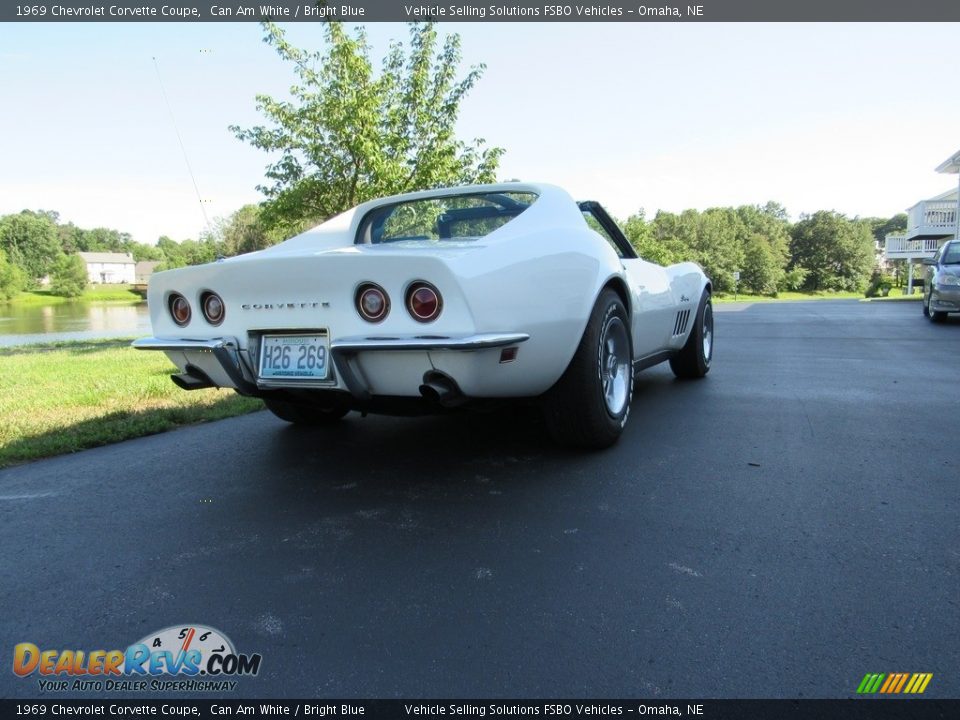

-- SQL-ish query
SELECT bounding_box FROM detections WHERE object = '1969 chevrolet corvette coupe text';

[134,183,713,448]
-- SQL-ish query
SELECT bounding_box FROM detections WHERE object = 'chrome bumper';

[132,333,529,400]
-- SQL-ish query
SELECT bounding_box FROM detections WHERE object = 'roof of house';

[77,252,135,264]
[135,260,161,273]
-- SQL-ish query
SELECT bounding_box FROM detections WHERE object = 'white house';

[884,148,960,292]
[77,252,136,284]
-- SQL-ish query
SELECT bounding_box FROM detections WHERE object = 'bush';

[49,254,88,298]
[0,248,26,300]
[865,269,895,298]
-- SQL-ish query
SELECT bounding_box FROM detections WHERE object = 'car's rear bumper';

[132,332,530,400]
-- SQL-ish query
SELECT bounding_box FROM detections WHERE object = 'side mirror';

[921,257,936,266]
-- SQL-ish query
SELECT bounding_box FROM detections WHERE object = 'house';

[77,252,136,284]
[134,260,161,284]
[883,148,960,293]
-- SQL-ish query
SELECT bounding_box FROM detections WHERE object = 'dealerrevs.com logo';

[13,624,261,692]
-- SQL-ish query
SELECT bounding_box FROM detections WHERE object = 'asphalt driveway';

[1,299,957,699]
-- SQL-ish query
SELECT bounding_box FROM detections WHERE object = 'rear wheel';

[542,289,633,450]
[264,397,349,425]
[670,289,713,379]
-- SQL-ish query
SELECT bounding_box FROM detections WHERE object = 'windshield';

[357,192,538,245]
[942,242,960,264]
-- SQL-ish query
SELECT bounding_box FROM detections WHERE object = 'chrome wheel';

[702,302,714,361]
[600,315,630,416]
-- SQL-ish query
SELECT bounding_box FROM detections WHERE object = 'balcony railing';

[884,235,942,259]
[907,200,958,238]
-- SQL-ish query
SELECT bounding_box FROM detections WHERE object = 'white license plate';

[258,334,330,380]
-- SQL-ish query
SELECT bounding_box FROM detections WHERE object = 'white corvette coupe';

[134,183,712,448]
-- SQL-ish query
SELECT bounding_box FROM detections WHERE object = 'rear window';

[357,192,538,245]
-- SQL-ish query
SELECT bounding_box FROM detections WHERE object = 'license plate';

[258,334,329,380]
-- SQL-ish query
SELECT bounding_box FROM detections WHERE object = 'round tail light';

[168,293,191,327]
[356,283,389,322]
[406,281,442,322]
[201,291,225,326]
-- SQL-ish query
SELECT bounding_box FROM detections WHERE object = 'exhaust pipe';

[170,365,215,391]
[419,371,466,408]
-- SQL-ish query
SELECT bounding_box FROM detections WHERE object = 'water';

[0,302,151,346]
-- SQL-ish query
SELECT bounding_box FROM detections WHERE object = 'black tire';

[670,289,713,379]
[264,397,349,425]
[922,291,930,317]
[928,293,947,323]
[542,289,633,449]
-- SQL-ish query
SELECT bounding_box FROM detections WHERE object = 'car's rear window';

[357,192,538,245]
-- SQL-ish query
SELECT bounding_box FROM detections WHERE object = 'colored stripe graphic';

[857,673,932,694]
[894,673,909,693]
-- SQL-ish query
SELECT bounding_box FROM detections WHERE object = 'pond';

[0,302,151,346]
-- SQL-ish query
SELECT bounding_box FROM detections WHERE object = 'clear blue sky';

[2,22,959,244]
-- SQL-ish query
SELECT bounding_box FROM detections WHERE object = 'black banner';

[3,0,960,22]
[1,700,959,719]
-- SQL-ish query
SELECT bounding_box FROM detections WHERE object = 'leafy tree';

[156,234,223,268]
[736,204,790,293]
[80,227,134,253]
[741,233,782,295]
[789,211,875,291]
[130,243,165,262]
[232,22,503,232]
[49,254,88,298]
[0,211,62,283]
[864,213,908,246]
[218,204,282,256]
[0,248,27,300]
[621,210,688,266]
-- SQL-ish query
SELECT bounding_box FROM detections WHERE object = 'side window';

[943,242,960,264]
[582,210,625,259]
[931,245,943,265]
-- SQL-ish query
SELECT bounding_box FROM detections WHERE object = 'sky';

[2,21,960,245]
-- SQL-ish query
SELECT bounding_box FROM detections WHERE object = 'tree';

[219,204,282,256]
[231,22,504,232]
[0,211,62,283]
[736,204,790,294]
[0,248,26,300]
[789,211,875,291]
[621,210,689,266]
[49,254,88,298]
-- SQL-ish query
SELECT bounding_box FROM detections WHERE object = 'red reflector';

[407,282,442,322]
[169,294,191,327]
[499,347,519,363]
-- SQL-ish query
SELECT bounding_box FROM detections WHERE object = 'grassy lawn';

[6,285,143,305]
[0,339,263,468]
[714,288,921,303]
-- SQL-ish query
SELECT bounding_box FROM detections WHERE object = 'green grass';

[5,285,143,305]
[0,338,263,468]
[714,290,862,303]
[713,288,921,303]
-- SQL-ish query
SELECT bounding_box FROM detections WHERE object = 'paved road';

[1,300,958,699]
